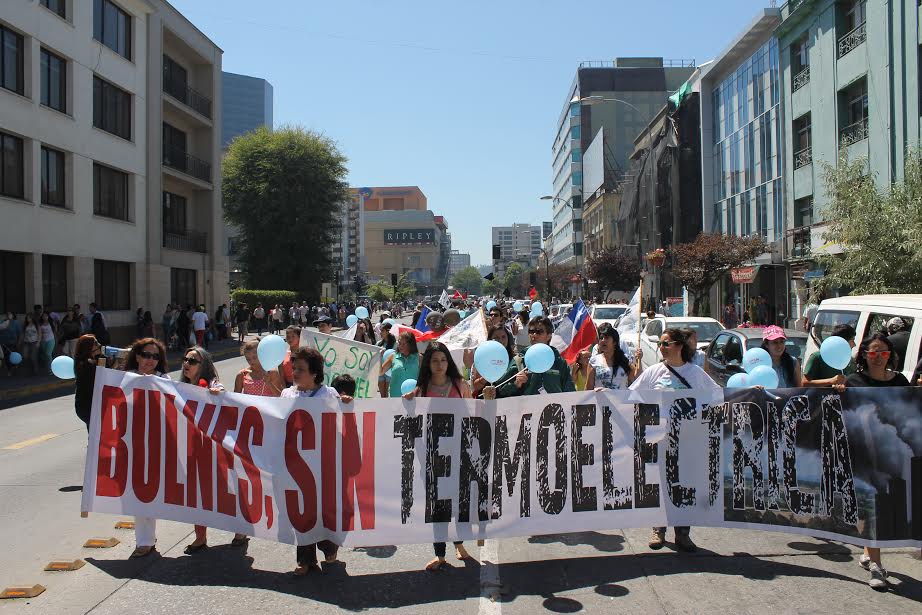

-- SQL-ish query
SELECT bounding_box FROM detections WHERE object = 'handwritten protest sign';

[300,330,381,398]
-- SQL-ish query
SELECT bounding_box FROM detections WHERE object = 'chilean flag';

[395,306,442,342]
[551,299,597,364]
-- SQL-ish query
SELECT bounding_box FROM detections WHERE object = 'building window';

[0,250,26,314]
[41,0,67,18]
[794,196,813,227]
[792,35,810,91]
[94,259,130,310]
[0,131,24,199]
[793,114,812,169]
[42,254,68,311]
[162,191,186,233]
[170,268,196,307]
[93,0,131,60]
[0,25,24,95]
[93,76,131,139]
[838,0,867,58]
[40,48,66,112]
[839,78,868,146]
[41,146,65,207]
[93,163,129,220]
[843,0,866,32]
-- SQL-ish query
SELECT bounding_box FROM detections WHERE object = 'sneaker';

[649,528,666,550]
[868,563,889,590]
[675,533,698,553]
[858,553,871,570]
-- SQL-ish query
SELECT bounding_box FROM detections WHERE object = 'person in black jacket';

[73,334,105,430]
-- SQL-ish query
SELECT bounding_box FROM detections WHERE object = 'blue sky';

[172,0,771,265]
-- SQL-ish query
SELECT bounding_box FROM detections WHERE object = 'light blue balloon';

[51,355,74,379]
[532,301,543,314]
[346,314,359,328]
[513,301,523,312]
[355,306,369,320]
[382,349,395,377]
[8,351,21,365]
[749,364,779,388]
[486,301,497,311]
[820,335,852,370]
[726,372,750,388]
[257,334,287,370]
[384,318,398,328]
[742,347,771,373]
[400,378,418,396]
[474,340,510,383]
[459,310,467,319]
[524,343,555,374]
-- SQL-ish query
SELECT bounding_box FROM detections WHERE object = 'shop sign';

[731,266,758,284]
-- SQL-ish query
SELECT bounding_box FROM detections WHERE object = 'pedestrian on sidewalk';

[58,308,82,357]
[161,304,174,344]
[236,304,250,342]
[253,304,266,336]
[38,312,56,373]
[192,305,209,348]
[1,312,22,376]
[213,305,226,341]
[19,313,41,375]
[73,335,105,431]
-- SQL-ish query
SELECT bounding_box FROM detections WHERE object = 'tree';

[503,263,526,297]
[814,150,922,294]
[451,266,483,295]
[535,261,577,301]
[671,233,768,315]
[585,247,642,299]
[223,126,349,299]
[366,273,415,302]
[482,277,500,297]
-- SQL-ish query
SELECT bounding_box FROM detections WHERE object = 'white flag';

[616,286,642,359]
[438,309,487,368]
[439,289,451,308]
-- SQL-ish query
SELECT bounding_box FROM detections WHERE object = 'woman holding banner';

[382,331,419,398]
[123,337,171,559]
[236,340,284,397]
[470,325,518,398]
[403,342,474,569]
[629,327,720,553]
[588,324,639,390]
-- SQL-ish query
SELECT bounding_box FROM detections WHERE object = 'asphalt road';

[1,322,921,613]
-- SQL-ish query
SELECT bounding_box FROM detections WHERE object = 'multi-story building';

[359,186,427,211]
[777,0,921,322]
[331,190,365,298]
[363,209,450,295]
[448,250,471,277]
[699,8,787,322]
[491,223,543,277]
[550,58,696,271]
[581,128,622,261]
[0,0,224,344]
[220,71,273,286]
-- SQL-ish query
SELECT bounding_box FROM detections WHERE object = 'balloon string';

[490,369,527,390]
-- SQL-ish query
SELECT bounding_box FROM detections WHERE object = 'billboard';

[383,229,436,245]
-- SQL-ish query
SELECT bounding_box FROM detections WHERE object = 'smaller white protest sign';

[300,329,382,398]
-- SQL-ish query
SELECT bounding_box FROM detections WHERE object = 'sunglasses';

[528,329,547,335]
[183,356,201,365]
[657,340,681,347]
[864,350,891,359]
[138,351,160,361]
[490,312,502,318]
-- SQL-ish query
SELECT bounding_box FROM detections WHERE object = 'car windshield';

[680,322,723,342]
[810,309,860,345]
[594,307,626,320]
[752,336,807,362]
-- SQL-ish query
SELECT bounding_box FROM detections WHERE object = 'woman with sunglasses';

[73,334,105,430]
[496,316,575,398]
[588,323,639,390]
[123,337,170,559]
[844,333,910,589]
[403,342,474,570]
[759,325,802,388]
[630,328,720,553]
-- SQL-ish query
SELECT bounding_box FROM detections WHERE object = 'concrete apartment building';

[448,250,471,277]
[491,223,543,277]
[0,0,224,343]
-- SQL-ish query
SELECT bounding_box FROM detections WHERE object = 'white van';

[804,294,922,380]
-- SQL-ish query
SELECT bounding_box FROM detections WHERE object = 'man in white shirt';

[192,305,209,347]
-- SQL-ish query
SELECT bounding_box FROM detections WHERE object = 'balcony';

[837,22,866,58]
[785,225,812,261]
[792,66,810,92]
[839,117,868,147]
[163,146,211,183]
[163,229,208,253]
[163,77,212,119]
[793,147,812,169]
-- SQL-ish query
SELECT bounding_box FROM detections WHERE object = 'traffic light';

[492,244,501,260]
[529,271,537,286]
[391,273,398,285]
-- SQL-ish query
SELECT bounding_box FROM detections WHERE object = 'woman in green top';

[803,324,856,387]
[383,331,420,397]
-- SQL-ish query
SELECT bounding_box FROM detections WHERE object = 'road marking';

[479,539,502,614]
[3,433,59,450]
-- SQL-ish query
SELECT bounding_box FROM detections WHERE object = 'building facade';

[777,0,921,321]
[0,0,225,343]
[359,186,427,211]
[491,223,543,277]
[363,209,449,294]
[448,250,471,277]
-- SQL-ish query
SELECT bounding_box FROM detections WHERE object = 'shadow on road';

[527,531,625,552]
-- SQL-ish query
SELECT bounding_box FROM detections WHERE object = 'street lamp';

[574,94,645,116]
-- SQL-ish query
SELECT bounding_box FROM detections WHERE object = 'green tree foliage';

[230,289,298,307]
[481,277,500,297]
[223,126,349,299]
[451,266,483,295]
[366,274,415,302]
[585,247,642,297]
[503,263,526,297]
[815,151,922,294]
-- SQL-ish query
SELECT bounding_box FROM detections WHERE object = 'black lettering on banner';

[459,416,492,522]
[733,401,766,511]
[393,415,422,523]
[665,398,696,507]
[634,403,660,509]
[571,404,597,512]
[536,404,567,515]
[766,399,782,510]
[702,402,730,505]
[821,394,858,524]
[491,414,532,519]
[777,395,816,514]
[602,405,632,510]
[426,414,454,523]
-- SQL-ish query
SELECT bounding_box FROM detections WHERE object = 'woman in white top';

[629,327,721,554]
[588,323,641,390]
[123,337,171,559]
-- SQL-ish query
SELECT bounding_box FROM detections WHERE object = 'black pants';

[434,541,463,557]
[654,526,690,536]
[296,540,337,565]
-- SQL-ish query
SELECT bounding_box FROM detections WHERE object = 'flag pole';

[637,274,644,355]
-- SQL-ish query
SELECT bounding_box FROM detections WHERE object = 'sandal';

[455,544,472,560]
[293,563,322,576]
[231,534,249,547]
[425,557,447,571]
[130,545,156,559]
[183,541,208,554]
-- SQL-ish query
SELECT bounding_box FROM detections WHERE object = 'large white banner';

[300,330,381,398]
[82,369,922,548]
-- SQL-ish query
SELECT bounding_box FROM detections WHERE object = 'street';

[0,328,920,614]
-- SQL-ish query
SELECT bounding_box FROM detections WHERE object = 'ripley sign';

[383,229,435,245]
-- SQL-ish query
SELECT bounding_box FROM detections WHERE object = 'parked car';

[703,327,808,387]
[638,317,725,370]
[591,304,629,328]
[804,294,922,380]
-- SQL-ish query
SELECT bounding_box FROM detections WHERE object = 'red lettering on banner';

[186,400,214,511]
[131,390,162,503]
[213,405,240,517]
[96,385,128,497]
[342,412,376,530]
[322,412,337,531]
[234,406,264,524]
[163,394,184,506]
[285,409,318,532]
